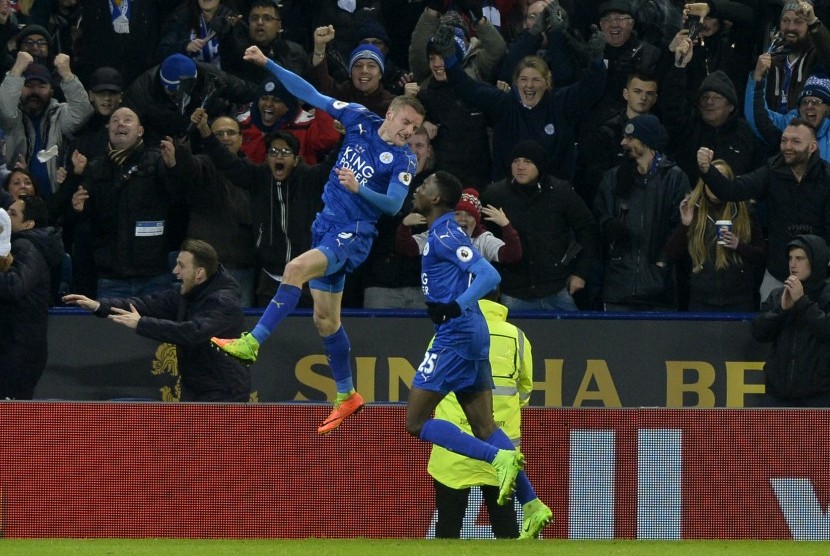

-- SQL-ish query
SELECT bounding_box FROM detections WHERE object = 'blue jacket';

[744,74,830,162]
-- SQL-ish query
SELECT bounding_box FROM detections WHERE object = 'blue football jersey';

[422,212,489,359]
[318,101,417,226]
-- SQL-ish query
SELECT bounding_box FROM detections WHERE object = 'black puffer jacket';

[95,267,250,402]
[752,234,830,402]
[0,227,65,399]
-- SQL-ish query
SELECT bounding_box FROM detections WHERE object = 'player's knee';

[282,259,307,285]
[312,312,340,337]
[469,421,497,440]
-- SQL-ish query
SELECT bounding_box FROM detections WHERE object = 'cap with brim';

[22,63,51,84]
[90,67,123,93]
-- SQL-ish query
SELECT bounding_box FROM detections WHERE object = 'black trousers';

[433,479,519,539]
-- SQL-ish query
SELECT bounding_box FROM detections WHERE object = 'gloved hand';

[430,24,463,67]
[460,0,484,23]
[426,301,462,324]
[584,24,606,60]
[529,2,569,36]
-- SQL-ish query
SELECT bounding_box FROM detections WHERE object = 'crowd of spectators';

[3,0,830,314]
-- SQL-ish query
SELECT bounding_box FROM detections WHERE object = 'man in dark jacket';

[595,114,690,311]
[699,118,830,302]
[190,109,327,308]
[65,107,191,299]
[752,234,830,406]
[483,140,598,312]
[123,53,256,145]
[661,68,765,184]
[0,196,66,399]
[63,239,250,402]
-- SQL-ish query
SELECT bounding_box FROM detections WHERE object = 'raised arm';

[244,46,334,112]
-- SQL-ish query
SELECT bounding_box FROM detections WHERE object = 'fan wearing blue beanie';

[310,24,394,116]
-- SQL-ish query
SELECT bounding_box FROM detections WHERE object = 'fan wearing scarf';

[61,107,191,299]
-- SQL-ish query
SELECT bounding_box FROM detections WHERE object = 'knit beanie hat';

[623,114,665,151]
[160,54,198,91]
[349,44,385,75]
[598,0,633,17]
[511,140,548,173]
[783,0,811,15]
[0,208,11,257]
[15,24,50,50]
[799,74,830,105]
[355,19,391,47]
[455,188,482,223]
[698,70,738,107]
[253,76,299,131]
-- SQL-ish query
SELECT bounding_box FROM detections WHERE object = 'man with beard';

[698,119,830,302]
[0,51,92,200]
[761,0,830,114]
[595,114,690,311]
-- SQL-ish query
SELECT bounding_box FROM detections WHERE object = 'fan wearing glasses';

[211,45,425,435]
[14,24,54,71]
[218,0,309,86]
[747,71,830,164]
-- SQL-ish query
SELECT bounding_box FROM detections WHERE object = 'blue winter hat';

[349,44,385,75]
[623,114,665,151]
[160,54,197,91]
[799,74,830,105]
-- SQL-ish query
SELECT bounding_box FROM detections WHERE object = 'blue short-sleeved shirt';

[421,212,489,360]
[317,101,417,227]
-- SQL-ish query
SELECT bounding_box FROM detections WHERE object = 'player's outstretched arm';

[243,46,333,111]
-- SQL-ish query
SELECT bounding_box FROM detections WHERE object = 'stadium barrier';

[0,403,827,539]
[40,310,767,406]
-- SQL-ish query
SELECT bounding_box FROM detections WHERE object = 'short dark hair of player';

[788,117,819,135]
[389,94,426,118]
[17,194,49,228]
[626,69,659,90]
[432,170,462,209]
[181,238,219,278]
[264,130,301,155]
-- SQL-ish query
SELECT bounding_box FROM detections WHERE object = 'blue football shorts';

[412,347,494,395]
[309,218,376,293]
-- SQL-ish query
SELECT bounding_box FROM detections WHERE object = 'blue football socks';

[420,418,499,462]
[323,326,354,394]
[486,428,537,505]
[251,284,302,344]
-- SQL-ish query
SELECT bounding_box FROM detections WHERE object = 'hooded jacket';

[95,266,250,401]
[752,234,830,401]
[0,226,65,399]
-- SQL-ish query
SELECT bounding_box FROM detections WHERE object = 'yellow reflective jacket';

[427,299,533,489]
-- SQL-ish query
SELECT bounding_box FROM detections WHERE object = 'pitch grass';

[1,539,828,556]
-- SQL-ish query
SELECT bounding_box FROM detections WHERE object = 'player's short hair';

[389,95,426,117]
[181,238,219,278]
[250,0,280,14]
[432,170,462,209]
